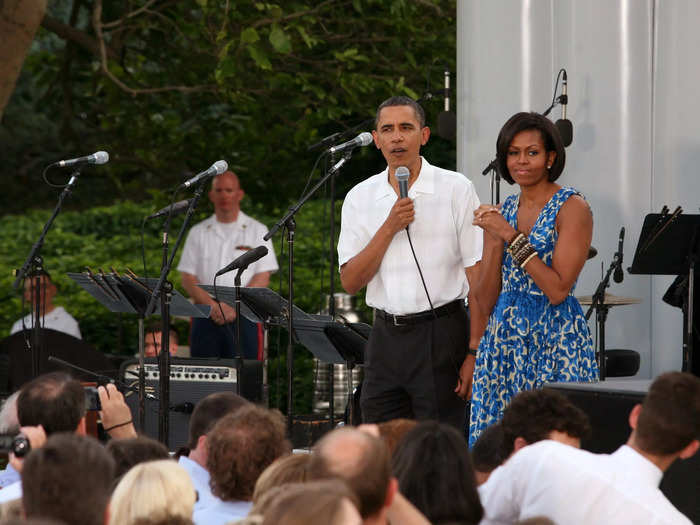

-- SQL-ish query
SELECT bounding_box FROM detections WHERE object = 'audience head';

[309,427,396,521]
[630,371,700,458]
[260,480,361,525]
[109,459,196,525]
[22,433,114,525]
[253,453,312,504]
[471,422,507,485]
[391,421,483,525]
[0,391,20,435]
[496,111,566,184]
[17,372,86,435]
[207,405,290,502]
[144,322,178,358]
[375,418,417,456]
[187,391,250,451]
[106,435,170,481]
[501,388,591,457]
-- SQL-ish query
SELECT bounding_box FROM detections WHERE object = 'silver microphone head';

[212,160,228,174]
[93,151,109,164]
[357,132,373,146]
[395,166,410,182]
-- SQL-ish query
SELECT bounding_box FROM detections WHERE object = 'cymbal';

[576,293,642,306]
[587,246,598,260]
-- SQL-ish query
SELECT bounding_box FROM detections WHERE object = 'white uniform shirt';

[337,157,482,315]
[177,212,279,288]
[11,306,81,340]
[479,440,692,525]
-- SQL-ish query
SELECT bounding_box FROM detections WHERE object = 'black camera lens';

[11,435,31,458]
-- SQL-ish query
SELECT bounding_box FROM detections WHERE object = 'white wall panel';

[457,0,678,378]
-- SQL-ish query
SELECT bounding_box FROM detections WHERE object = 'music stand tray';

[198,285,312,326]
[629,213,700,373]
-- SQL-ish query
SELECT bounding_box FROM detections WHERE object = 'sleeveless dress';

[468,186,598,446]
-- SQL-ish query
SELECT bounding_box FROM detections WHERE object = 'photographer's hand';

[98,384,137,440]
[9,425,46,473]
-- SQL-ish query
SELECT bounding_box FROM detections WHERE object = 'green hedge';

[0,194,369,414]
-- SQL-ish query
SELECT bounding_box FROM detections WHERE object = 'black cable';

[542,68,566,117]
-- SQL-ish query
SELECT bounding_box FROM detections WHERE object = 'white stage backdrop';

[457,0,700,378]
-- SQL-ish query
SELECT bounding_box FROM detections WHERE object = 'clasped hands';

[209,300,236,325]
[473,204,513,241]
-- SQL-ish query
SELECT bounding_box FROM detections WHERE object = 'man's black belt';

[375,300,463,326]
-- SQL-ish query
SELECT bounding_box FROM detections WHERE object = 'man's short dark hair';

[106,435,170,481]
[635,372,700,455]
[501,388,591,457]
[22,433,115,525]
[187,391,250,449]
[375,96,426,128]
[391,421,483,525]
[207,405,290,502]
[308,428,391,519]
[471,422,507,474]
[496,111,566,184]
[17,372,85,435]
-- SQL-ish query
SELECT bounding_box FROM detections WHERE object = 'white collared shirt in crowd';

[178,455,218,514]
[479,440,692,525]
[11,306,81,340]
[177,211,279,288]
[337,157,482,315]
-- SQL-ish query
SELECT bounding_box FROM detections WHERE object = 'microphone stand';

[584,249,622,381]
[144,181,207,446]
[265,150,355,431]
[13,168,82,379]
[481,159,501,205]
[233,266,246,396]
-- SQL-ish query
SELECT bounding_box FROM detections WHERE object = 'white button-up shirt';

[337,157,482,315]
[479,440,692,525]
[177,212,278,288]
[11,306,81,340]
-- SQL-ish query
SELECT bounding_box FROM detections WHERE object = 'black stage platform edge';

[545,380,699,524]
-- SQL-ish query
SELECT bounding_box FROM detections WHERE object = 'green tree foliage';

[0,0,456,214]
[0,195,363,413]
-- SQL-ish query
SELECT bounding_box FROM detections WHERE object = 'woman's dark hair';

[496,112,566,184]
[391,421,483,525]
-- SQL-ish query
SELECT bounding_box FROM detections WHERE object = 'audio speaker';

[120,358,262,449]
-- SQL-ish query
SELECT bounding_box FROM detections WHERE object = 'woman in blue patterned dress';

[467,112,598,446]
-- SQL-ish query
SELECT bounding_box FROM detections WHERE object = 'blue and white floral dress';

[468,186,598,446]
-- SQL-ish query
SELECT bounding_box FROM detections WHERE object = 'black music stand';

[629,213,700,373]
[294,315,369,425]
[69,271,209,441]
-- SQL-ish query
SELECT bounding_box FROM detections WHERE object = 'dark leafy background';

[0,0,456,413]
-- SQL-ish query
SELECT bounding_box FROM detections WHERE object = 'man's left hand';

[454,354,476,400]
[98,383,137,440]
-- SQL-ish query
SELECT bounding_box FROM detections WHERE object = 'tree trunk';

[0,0,47,119]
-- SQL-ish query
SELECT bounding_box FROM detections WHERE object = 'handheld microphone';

[328,132,373,155]
[396,166,410,199]
[56,151,109,168]
[613,227,625,283]
[147,199,193,220]
[555,70,573,147]
[216,245,268,277]
[180,160,228,189]
[437,70,457,142]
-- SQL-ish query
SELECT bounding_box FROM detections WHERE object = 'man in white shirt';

[11,273,81,340]
[479,372,700,524]
[177,171,278,359]
[337,96,484,429]
[193,405,290,525]
[178,391,251,514]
